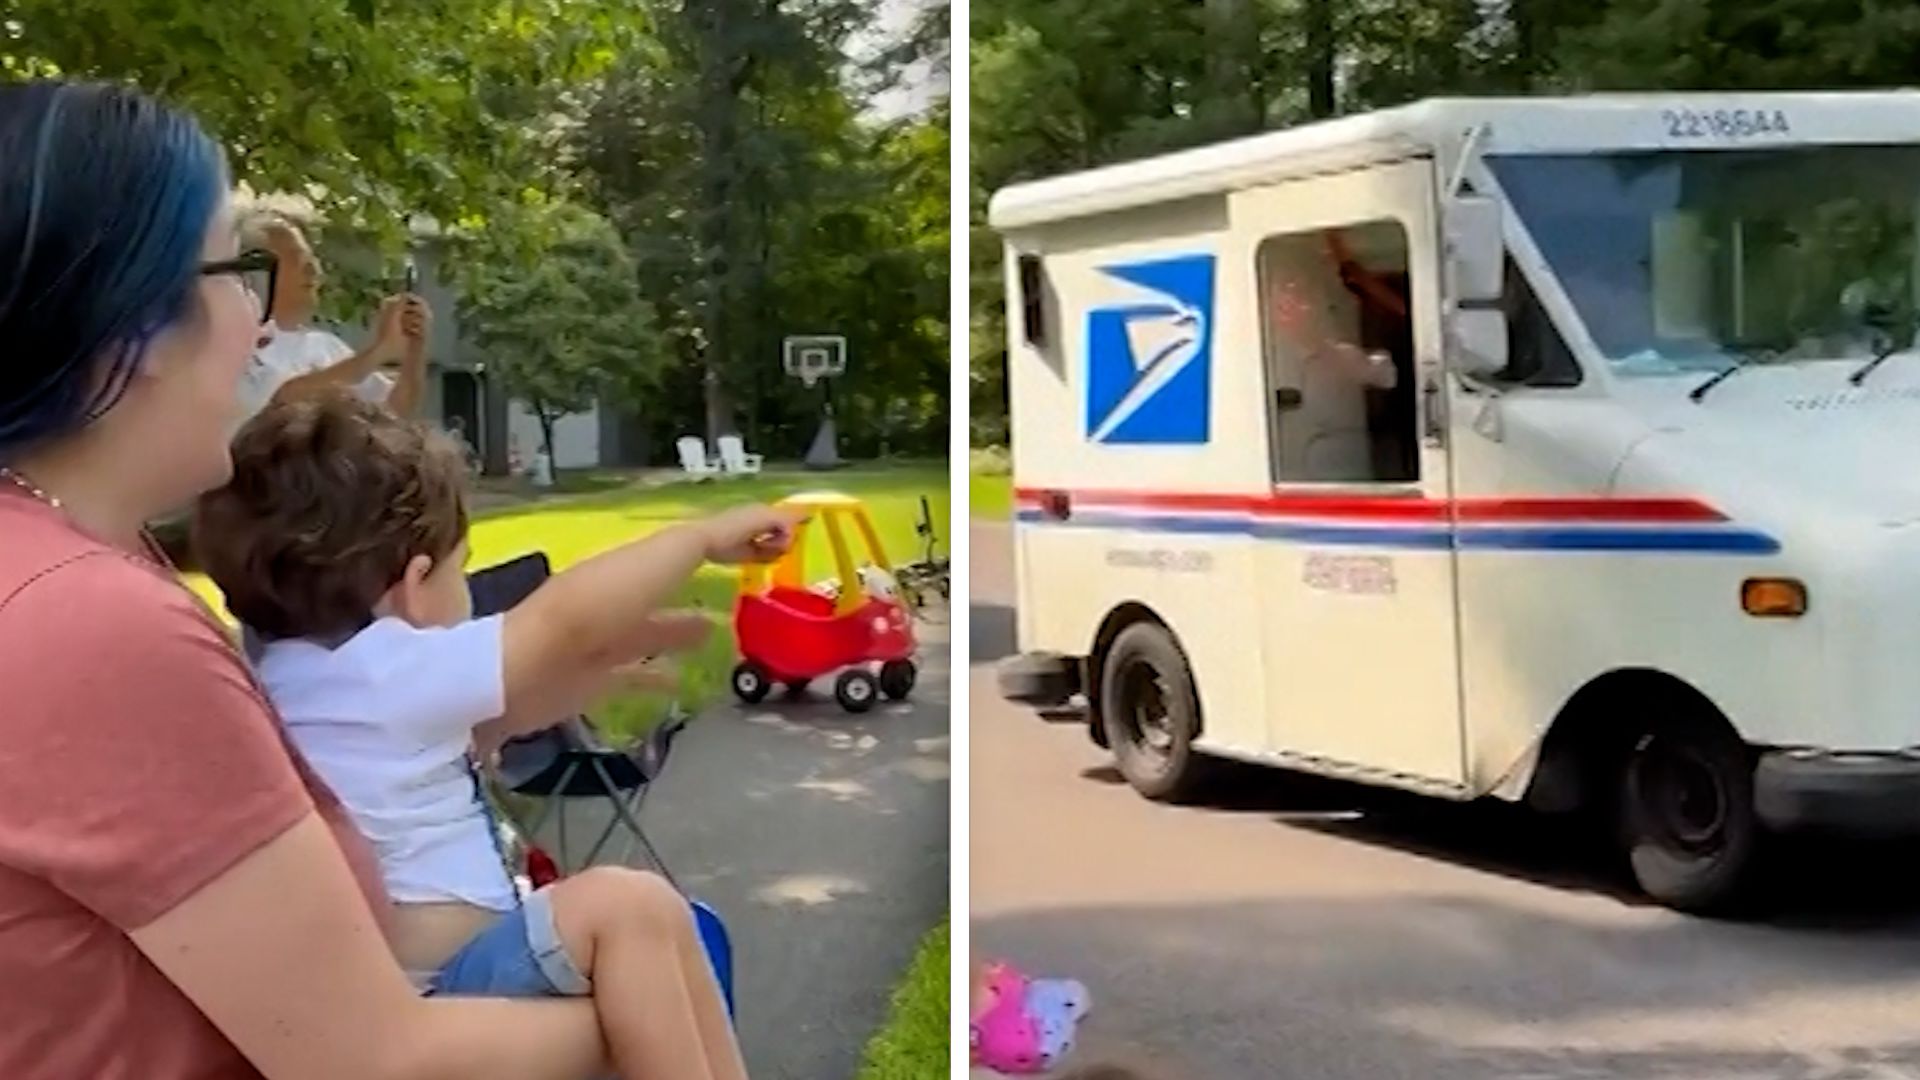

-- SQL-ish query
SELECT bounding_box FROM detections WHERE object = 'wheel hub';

[1645,740,1729,852]
[1120,660,1177,762]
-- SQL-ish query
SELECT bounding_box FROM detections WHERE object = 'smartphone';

[403,257,419,294]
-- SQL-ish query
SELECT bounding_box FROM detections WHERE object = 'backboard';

[783,335,848,387]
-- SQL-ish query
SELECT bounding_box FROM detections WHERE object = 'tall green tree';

[575,0,945,459]
[457,201,663,469]
[1,0,643,239]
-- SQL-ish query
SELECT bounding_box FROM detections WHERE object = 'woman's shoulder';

[0,508,215,649]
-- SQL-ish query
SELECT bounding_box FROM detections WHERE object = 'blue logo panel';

[1083,254,1215,445]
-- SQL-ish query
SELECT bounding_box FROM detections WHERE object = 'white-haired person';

[235,208,431,426]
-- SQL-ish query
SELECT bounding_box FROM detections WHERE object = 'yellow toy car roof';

[778,491,866,511]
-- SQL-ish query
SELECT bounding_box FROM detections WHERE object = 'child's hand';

[700,504,806,564]
[631,611,714,657]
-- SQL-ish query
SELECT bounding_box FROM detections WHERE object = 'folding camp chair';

[494,707,689,884]
[467,552,684,880]
[469,552,735,1015]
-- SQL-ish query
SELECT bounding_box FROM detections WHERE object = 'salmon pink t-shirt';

[0,489,390,1079]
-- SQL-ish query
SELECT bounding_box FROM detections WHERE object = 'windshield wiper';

[1689,360,1747,402]
[1844,302,1910,386]
[1690,344,1781,403]
[1849,339,1908,386]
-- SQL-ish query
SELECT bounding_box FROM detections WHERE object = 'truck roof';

[988,91,1920,232]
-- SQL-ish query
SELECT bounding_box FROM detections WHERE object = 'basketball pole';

[802,372,843,471]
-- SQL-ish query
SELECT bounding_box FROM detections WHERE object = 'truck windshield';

[1490,146,1920,376]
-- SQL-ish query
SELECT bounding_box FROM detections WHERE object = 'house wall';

[507,401,602,469]
[317,234,610,473]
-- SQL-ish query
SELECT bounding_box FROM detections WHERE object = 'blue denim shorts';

[425,888,590,997]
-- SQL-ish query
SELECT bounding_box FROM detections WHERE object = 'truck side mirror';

[1450,308,1509,378]
[1444,196,1504,305]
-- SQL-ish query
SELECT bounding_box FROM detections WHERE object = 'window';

[1499,258,1583,388]
[1492,146,1920,376]
[1018,254,1047,348]
[1257,220,1418,484]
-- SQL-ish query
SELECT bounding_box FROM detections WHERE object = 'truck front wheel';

[1098,622,1212,802]
[1620,716,1762,913]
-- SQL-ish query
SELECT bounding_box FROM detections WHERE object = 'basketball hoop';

[785,335,847,470]
[783,335,847,389]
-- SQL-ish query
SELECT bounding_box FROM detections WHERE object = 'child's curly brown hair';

[192,391,470,643]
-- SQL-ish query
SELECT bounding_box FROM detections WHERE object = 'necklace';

[0,464,176,571]
[0,465,59,509]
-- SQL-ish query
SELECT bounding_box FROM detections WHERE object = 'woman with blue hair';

[0,79,690,1080]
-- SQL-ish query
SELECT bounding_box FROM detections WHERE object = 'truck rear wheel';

[1098,622,1211,802]
[1620,715,1761,913]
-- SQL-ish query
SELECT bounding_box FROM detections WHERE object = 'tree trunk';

[536,406,558,482]
[690,0,751,443]
[1304,0,1336,118]
[1204,0,1241,102]
[1204,0,1263,131]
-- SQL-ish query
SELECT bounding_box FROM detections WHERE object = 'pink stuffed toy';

[971,961,1092,1075]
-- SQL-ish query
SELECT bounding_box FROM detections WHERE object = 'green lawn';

[187,462,949,741]
[854,919,951,1080]
[969,446,1012,521]
[970,469,1012,521]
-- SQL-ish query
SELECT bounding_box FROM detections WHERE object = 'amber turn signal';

[1741,577,1807,617]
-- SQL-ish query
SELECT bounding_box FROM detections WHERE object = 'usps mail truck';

[991,93,1920,912]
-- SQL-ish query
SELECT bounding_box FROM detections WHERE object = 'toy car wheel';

[731,662,772,704]
[835,669,880,713]
[879,659,917,700]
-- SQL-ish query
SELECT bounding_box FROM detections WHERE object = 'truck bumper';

[996,651,1083,709]
[1754,750,1920,835]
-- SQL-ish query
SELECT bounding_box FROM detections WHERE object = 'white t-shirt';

[256,615,519,912]
[235,323,394,433]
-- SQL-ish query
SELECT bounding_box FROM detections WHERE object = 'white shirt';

[235,323,394,433]
[256,615,520,912]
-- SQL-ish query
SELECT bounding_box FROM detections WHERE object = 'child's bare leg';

[547,867,747,1080]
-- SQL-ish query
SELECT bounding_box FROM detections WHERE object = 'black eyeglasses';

[200,249,279,326]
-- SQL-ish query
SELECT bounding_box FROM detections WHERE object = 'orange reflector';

[1741,577,1807,617]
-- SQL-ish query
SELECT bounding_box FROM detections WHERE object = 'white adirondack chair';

[677,436,720,481]
[716,434,763,476]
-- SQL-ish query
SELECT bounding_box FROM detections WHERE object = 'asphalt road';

[544,618,951,1080]
[971,521,1920,1080]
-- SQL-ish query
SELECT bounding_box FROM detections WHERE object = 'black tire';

[879,660,917,700]
[731,661,771,704]
[1619,715,1761,913]
[835,669,880,713]
[1098,621,1212,802]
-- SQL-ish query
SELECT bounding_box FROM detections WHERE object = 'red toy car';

[729,493,919,713]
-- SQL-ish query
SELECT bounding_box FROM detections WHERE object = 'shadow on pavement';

[1076,758,1920,924]
[974,895,1920,1080]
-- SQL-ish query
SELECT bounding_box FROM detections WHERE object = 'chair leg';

[580,761,679,890]
[547,762,581,873]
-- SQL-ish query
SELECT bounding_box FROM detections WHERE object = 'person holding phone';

[234,209,431,427]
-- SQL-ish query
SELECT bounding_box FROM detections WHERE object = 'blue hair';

[0,80,227,459]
